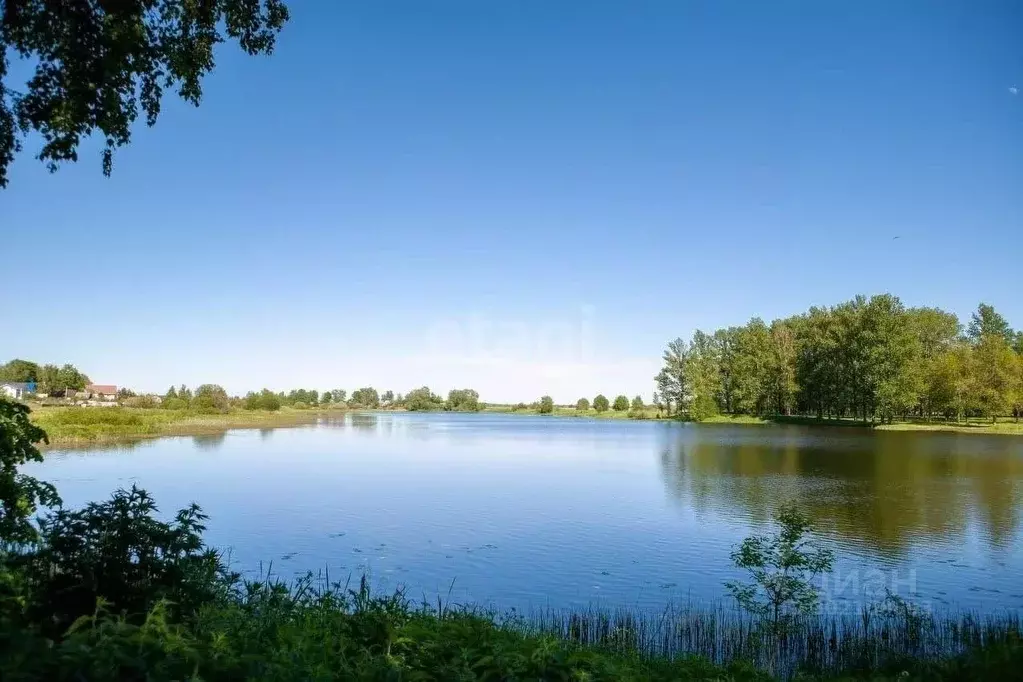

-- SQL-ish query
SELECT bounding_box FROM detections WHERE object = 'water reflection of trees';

[347,413,379,431]
[191,432,227,451]
[659,426,1023,558]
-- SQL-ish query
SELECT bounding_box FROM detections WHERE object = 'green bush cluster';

[537,395,554,414]
[243,389,282,411]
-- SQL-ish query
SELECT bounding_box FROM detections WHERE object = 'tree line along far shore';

[655,297,1023,424]
[4,295,1022,424]
[1,361,647,416]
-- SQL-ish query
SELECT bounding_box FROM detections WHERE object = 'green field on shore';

[29,403,1023,447]
[29,405,328,446]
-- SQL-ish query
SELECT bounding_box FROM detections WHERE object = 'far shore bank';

[30,405,333,448]
[484,406,1023,435]
[28,403,1023,449]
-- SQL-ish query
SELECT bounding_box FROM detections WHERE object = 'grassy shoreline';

[29,405,333,447]
[28,404,1023,448]
[484,406,1023,435]
[483,404,667,420]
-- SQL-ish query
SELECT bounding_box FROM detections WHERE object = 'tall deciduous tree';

[714,327,738,414]
[55,364,89,392]
[36,364,60,394]
[766,319,797,415]
[731,318,771,416]
[404,387,441,411]
[685,331,720,421]
[1,0,290,187]
[972,335,1018,422]
[967,304,1014,345]
[537,395,554,414]
[860,294,921,423]
[350,387,380,408]
[656,338,689,418]
[446,389,480,412]
[193,384,229,412]
[0,358,39,382]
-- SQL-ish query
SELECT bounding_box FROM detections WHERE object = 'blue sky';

[2,0,1021,402]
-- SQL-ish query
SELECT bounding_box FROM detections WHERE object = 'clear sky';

[2,0,1021,402]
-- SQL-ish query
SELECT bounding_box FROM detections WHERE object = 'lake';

[28,412,1023,615]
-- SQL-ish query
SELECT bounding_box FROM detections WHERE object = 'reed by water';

[519,600,1020,677]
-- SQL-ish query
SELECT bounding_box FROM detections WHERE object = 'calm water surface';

[28,413,1023,614]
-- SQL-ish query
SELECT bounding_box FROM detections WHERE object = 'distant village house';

[1,381,35,400]
[79,384,118,401]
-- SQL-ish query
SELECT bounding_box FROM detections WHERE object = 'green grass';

[699,414,772,425]
[765,414,1023,435]
[875,419,1023,435]
[30,405,325,446]
[13,571,1020,681]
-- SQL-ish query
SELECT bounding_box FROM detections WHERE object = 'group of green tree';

[655,296,1023,423]
[570,394,646,414]
[157,384,231,412]
[0,374,486,415]
[401,387,482,412]
[528,394,647,415]
[235,385,483,412]
[0,359,90,396]
[170,386,366,412]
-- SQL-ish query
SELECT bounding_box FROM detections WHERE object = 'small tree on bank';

[538,396,554,414]
[593,394,610,413]
[612,395,629,412]
[193,384,230,413]
[726,501,834,637]
[576,398,590,411]
[244,389,281,411]
[631,395,644,411]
